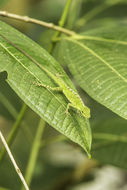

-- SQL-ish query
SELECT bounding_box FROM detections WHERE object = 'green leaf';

[58,25,127,120]
[0,21,91,157]
[92,117,127,168]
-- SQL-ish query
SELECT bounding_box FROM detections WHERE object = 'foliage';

[0,0,127,190]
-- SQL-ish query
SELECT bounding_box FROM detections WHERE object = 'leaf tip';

[88,152,92,159]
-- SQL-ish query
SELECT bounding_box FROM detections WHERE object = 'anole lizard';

[0,34,90,118]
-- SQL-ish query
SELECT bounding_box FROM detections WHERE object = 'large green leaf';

[0,21,91,157]
[58,25,127,120]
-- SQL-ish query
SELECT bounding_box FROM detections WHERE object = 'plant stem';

[59,0,72,28]
[92,132,127,150]
[0,92,18,118]
[40,135,67,148]
[93,133,127,143]
[72,159,98,182]
[0,103,27,162]
[21,119,45,190]
[55,0,72,37]
[0,11,75,36]
[49,0,73,52]
[0,92,33,143]
[0,131,30,190]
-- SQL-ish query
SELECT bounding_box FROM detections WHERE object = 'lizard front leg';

[65,103,78,115]
[34,81,62,91]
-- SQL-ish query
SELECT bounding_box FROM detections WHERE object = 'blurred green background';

[1,0,127,190]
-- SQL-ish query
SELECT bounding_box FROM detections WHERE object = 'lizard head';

[81,106,90,119]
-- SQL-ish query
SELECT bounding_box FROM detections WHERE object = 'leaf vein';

[66,38,127,83]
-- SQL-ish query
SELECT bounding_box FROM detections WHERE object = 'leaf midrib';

[71,35,127,46]
[66,38,127,84]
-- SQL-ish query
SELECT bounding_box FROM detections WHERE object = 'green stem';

[93,133,127,143]
[58,0,73,28]
[0,103,27,162]
[21,119,45,190]
[0,92,33,143]
[40,135,67,148]
[0,92,17,118]
[92,132,127,150]
[49,0,73,52]
[72,159,98,182]
[92,141,114,150]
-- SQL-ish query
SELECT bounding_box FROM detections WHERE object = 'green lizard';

[0,34,90,118]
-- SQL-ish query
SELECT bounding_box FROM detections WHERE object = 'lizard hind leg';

[65,103,74,116]
[65,103,81,116]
